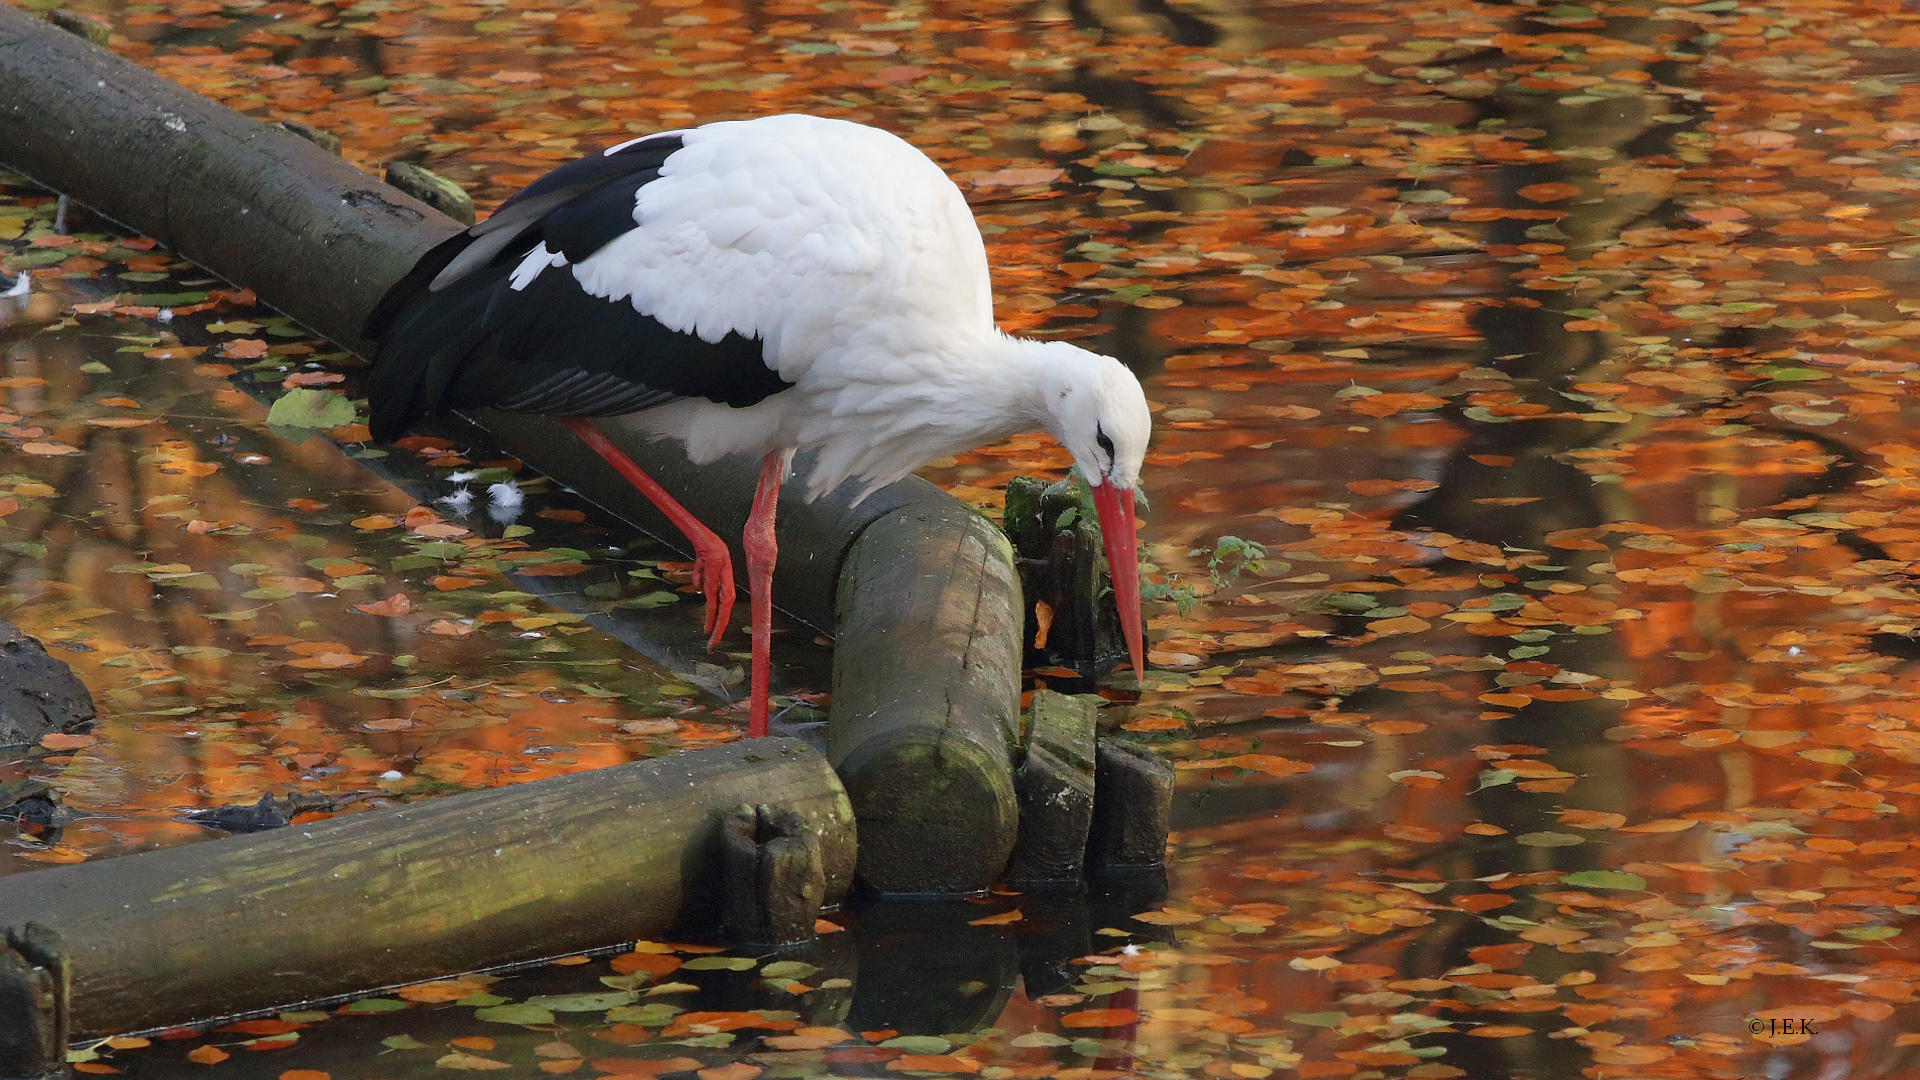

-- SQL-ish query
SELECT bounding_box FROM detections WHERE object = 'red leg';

[560,416,734,651]
[743,449,786,738]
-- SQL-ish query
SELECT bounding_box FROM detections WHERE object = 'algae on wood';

[0,739,851,1038]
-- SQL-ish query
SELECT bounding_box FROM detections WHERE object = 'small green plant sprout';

[1207,535,1268,586]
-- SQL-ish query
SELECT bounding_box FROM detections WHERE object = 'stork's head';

[1027,341,1153,683]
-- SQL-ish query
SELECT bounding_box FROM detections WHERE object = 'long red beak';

[1091,481,1145,683]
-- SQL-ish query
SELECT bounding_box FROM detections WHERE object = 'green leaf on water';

[615,591,682,609]
[1558,870,1646,891]
[1517,832,1585,847]
[267,388,357,428]
[761,961,820,981]
[524,992,636,1012]
[1287,1013,1350,1027]
[456,994,509,1007]
[646,982,700,995]
[345,998,408,1014]
[473,1003,555,1025]
[606,1002,682,1024]
[1475,769,1515,791]
[879,1036,951,1053]
[380,1033,429,1048]
[681,956,756,971]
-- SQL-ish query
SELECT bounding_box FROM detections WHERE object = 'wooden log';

[0,4,455,356]
[1088,739,1174,868]
[830,503,1022,893]
[0,924,67,1080]
[384,161,475,227]
[1003,477,1128,676]
[1005,691,1098,887]
[721,804,827,946]
[0,739,853,1039]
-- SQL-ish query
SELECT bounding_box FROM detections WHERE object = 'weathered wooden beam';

[721,804,827,946]
[0,924,67,1080]
[0,739,852,1038]
[1005,691,1098,887]
[1088,739,1174,868]
[829,504,1022,893]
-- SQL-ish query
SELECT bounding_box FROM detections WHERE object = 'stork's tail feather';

[366,251,493,443]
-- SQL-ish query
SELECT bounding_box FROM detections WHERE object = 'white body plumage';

[503,114,1150,503]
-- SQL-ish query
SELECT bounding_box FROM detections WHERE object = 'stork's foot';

[688,528,736,652]
[558,416,738,651]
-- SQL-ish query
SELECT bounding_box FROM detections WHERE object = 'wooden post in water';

[1006,691,1099,886]
[0,739,853,1039]
[0,924,67,1080]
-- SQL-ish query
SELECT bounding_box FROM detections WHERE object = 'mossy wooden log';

[0,924,67,1080]
[1088,739,1174,868]
[0,739,853,1039]
[0,4,1026,895]
[830,503,1022,893]
[1003,477,1127,676]
[1005,691,1098,887]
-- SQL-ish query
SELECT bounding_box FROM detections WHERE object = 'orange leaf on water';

[1060,1009,1139,1028]
[1516,182,1581,203]
[888,1056,980,1074]
[40,733,95,750]
[968,908,1023,926]
[609,952,682,977]
[187,1046,229,1064]
[354,593,412,617]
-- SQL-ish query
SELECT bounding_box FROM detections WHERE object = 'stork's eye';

[1096,425,1115,466]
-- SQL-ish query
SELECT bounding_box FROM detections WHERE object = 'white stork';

[368,114,1152,736]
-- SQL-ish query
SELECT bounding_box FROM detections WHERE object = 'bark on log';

[830,504,1022,893]
[0,924,67,1080]
[1088,739,1174,868]
[0,3,1026,893]
[0,738,853,1039]
[1005,691,1098,887]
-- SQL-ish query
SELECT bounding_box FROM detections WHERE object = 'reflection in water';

[7,0,1920,1074]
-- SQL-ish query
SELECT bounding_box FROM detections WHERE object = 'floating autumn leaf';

[283,372,345,388]
[221,338,270,358]
[967,908,1022,926]
[1345,478,1439,496]
[143,345,206,360]
[1059,1009,1138,1028]
[1132,908,1203,925]
[1469,1025,1533,1039]
[888,1057,980,1074]
[1556,810,1626,830]
[40,732,95,750]
[266,388,357,428]
[1516,182,1581,203]
[21,442,82,456]
[435,1052,512,1070]
[351,514,398,530]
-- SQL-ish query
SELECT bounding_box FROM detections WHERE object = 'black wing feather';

[366,133,792,443]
